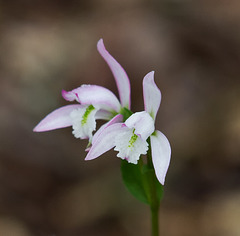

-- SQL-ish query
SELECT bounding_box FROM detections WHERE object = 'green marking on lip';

[128,132,138,148]
[81,105,95,125]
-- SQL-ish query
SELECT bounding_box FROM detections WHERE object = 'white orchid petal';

[33,104,82,132]
[97,39,131,109]
[85,123,126,161]
[150,130,171,185]
[114,129,148,164]
[125,111,155,140]
[62,84,121,112]
[70,105,98,140]
[143,71,161,120]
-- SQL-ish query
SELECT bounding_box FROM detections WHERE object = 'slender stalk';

[151,204,159,236]
[146,138,160,236]
[150,177,160,236]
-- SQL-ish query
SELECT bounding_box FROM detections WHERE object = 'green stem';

[146,138,160,236]
[151,204,159,236]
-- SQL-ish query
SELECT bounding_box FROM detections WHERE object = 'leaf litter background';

[0,0,240,235]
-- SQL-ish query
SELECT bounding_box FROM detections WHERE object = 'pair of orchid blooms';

[34,39,171,185]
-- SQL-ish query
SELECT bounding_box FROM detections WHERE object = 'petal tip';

[144,71,155,83]
[33,127,38,132]
[97,38,103,44]
[62,89,77,102]
[32,125,44,132]
[97,38,105,51]
[61,89,69,100]
[33,122,43,132]
[159,177,165,186]
[85,153,93,161]
[149,71,155,76]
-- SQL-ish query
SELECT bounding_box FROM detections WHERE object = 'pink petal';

[90,114,123,146]
[62,85,121,112]
[143,71,161,120]
[85,123,126,161]
[125,111,155,140]
[150,130,171,185]
[97,39,131,109]
[33,104,82,132]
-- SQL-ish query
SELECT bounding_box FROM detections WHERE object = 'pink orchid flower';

[33,39,130,140]
[85,72,171,185]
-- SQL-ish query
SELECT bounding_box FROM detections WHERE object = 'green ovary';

[81,105,95,125]
[128,133,138,148]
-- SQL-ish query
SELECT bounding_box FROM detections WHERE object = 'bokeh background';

[0,0,240,235]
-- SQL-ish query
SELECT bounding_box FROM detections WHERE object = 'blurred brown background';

[0,0,240,235]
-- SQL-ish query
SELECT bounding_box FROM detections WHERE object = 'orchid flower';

[85,71,171,185]
[33,39,131,141]
[33,38,171,235]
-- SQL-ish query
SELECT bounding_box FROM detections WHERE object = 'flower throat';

[81,105,95,125]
